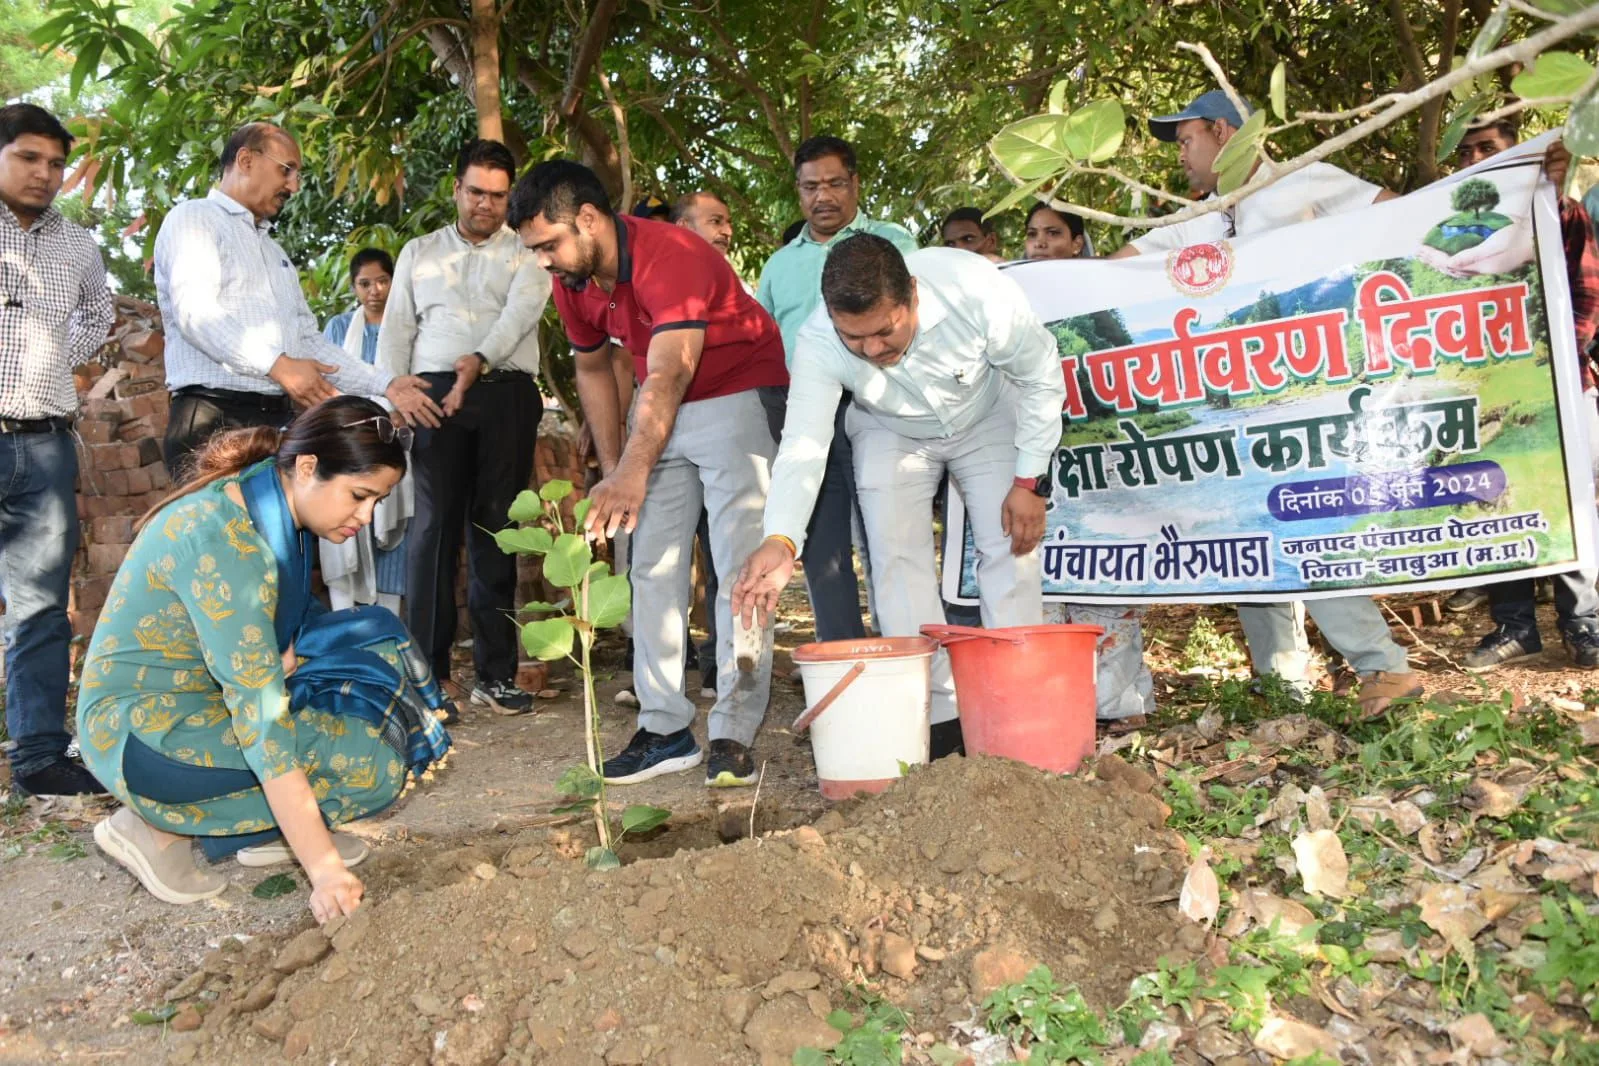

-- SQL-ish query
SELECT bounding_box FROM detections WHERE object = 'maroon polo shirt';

[552,215,788,402]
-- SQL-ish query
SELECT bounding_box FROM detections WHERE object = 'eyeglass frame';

[252,146,302,182]
[341,415,414,450]
[797,177,854,196]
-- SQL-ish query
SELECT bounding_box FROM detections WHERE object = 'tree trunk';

[470,0,504,142]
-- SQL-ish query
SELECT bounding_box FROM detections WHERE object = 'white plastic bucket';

[791,636,936,800]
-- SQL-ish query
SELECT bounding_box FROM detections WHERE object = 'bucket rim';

[791,636,939,663]
[921,623,1105,644]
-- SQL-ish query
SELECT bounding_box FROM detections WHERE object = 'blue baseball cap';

[1148,90,1253,142]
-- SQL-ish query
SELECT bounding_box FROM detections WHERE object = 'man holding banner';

[1114,89,1421,717]
[732,236,1066,758]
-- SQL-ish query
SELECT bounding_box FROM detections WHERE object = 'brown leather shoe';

[1356,670,1424,719]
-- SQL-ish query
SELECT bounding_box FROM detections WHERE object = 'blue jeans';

[0,430,80,776]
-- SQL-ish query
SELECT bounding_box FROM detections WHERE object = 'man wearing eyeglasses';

[754,136,919,645]
[378,139,553,719]
[155,122,440,479]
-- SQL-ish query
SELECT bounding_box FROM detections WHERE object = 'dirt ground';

[0,587,1593,1064]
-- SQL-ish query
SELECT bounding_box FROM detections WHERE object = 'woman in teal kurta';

[78,397,449,922]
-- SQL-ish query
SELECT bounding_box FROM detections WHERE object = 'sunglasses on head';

[342,415,414,449]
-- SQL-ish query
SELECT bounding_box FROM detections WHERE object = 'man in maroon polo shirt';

[509,160,789,787]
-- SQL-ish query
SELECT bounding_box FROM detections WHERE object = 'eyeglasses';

[343,415,414,449]
[254,148,302,182]
[798,178,852,195]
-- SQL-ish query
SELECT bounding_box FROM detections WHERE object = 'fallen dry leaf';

[1447,1012,1510,1056]
[1252,1014,1342,1060]
[1418,824,1445,864]
[1580,718,1599,747]
[1292,829,1349,898]
[1303,786,1332,832]
[1417,882,1489,961]
[1478,886,1535,923]
[1461,778,1525,819]
[1179,854,1221,926]
[1236,889,1317,949]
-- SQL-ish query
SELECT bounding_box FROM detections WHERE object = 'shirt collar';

[616,215,635,283]
[0,201,61,235]
[798,210,871,247]
[207,188,271,234]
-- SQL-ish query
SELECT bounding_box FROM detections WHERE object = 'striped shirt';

[155,190,392,396]
[0,203,114,418]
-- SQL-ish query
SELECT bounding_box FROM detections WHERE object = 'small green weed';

[1177,613,1246,673]
[792,989,907,1065]
[983,966,1112,1064]
[1526,892,1599,1021]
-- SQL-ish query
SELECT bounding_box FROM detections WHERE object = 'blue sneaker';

[601,728,703,784]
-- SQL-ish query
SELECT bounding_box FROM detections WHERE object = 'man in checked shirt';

[0,104,113,795]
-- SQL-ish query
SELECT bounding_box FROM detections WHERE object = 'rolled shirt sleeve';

[977,271,1067,478]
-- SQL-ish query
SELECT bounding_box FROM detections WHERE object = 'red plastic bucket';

[920,624,1102,773]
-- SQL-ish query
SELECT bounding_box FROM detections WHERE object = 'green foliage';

[795,991,908,1065]
[129,1003,180,1025]
[520,617,575,661]
[984,966,1110,1064]
[252,872,299,899]
[1512,51,1596,101]
[1176,612,1246,673]
[1527,892,1599,1020]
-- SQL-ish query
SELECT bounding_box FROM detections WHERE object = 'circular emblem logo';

[1166,240,1234,297]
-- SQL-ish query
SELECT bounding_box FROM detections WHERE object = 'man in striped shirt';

[0,104,113,795]
[155,122,439,479]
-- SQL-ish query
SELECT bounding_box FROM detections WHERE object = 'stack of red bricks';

[68,296,171,641]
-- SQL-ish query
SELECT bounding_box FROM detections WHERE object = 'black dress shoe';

[17,760,109,796]
[929,719,966,760]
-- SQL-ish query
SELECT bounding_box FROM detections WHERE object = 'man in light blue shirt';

[734,236,1066,756]
[754,136,918,643]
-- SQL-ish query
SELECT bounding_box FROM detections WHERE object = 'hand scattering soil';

[166,755,1190,1066]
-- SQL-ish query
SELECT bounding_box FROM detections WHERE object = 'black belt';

[421,368,530,384]
[171,386,291,413]
[0,416,71,434]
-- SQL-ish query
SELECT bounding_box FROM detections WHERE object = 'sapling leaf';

[555,764,603,798]
[507,489,541,523]
[544,534,594,587]
[620,804,670,835]
[130,1004,180,1025]
[573,496,592,528]
[252,872,299,899]
[494,527,554,555]
[585,561,610,581]
[538,479,574,503]
[792,1049,830,1066]
[549,802,592,816]
[585,846,620,870]
[521,617,575,660]
[587,574,632,629]
[518,598,570,614]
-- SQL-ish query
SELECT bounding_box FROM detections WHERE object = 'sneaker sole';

[94,818,226,906]
[1463,651,1540,674]
[1444,598,1486,614]
[706,769,757,788]
[603,750,704,785]
[236,837,370,869]
[470,691,533,717]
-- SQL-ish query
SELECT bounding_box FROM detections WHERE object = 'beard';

[552,233,603,289]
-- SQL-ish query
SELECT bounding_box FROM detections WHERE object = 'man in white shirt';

[1113,90,1419,717]
[378,139,553,719]
[156,122,438,478]
[732,235,1066,757]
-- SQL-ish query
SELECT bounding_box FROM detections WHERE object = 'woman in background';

[322,249,409,615]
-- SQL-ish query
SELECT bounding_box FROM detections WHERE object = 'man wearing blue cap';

[1111,88,1417,719]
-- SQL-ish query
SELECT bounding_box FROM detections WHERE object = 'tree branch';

[559,0,618,121]
[594,64,632,214]
[705,21,793,161]
[1046,4,1599,231]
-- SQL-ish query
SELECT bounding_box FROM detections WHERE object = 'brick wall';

[65,298,587,685]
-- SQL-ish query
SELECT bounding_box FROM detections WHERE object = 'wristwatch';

[1013,474,1051,498]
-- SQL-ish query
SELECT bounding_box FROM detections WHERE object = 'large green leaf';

[1568,81,1599,158]
[520,617,575,660]
[1269,62,1287,121]
[573,497,592,529]
[538,479,574,503]
[1529,0,1584,13]
[1047,77,1069,115]
[493,526,553,556]
[585,573,631,629]
[620,805,671,834]
[1512,52,1596,101]
[543,533,593,588]
[507,489,542,523]
[555,763,603,798]
[1061,99,1125,163]
[1467,1,1511,62]
[585,846,621,870]
[1210,109,1267,179]
[988,114,1073,181]
[1437,98,1487,163]
[984,174,1054,222]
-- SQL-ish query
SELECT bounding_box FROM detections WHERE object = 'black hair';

[221,122,290,173]
[141,397,407,525]
[941,207,994,235]
[1464,118,1519,147]
[0,103,73,155]
[1025,201,1085,238]
[455,138,516,183]
[793,135,857,177]
[781,218,806,245]
[669,191,724,224]
[348,247,394,283]
[507,159,613,230]
[821,233,913,315]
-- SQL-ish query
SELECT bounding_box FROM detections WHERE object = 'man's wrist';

[765,534,798,558]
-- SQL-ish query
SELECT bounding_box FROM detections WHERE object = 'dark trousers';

[1489,569,1599,639]
[163,389,290,483]
[757,387,867,642]
[406,373,541,684]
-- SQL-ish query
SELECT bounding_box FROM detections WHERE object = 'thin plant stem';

[579,570,611,851]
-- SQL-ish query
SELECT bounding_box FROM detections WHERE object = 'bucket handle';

[919,624,1027,646]
[791,661,866,733]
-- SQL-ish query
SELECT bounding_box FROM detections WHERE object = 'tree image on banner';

[496,481,667,870]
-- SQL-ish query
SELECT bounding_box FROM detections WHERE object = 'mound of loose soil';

[166,756,1194,1066]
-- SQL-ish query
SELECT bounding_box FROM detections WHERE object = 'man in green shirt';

[756,136,918,641]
